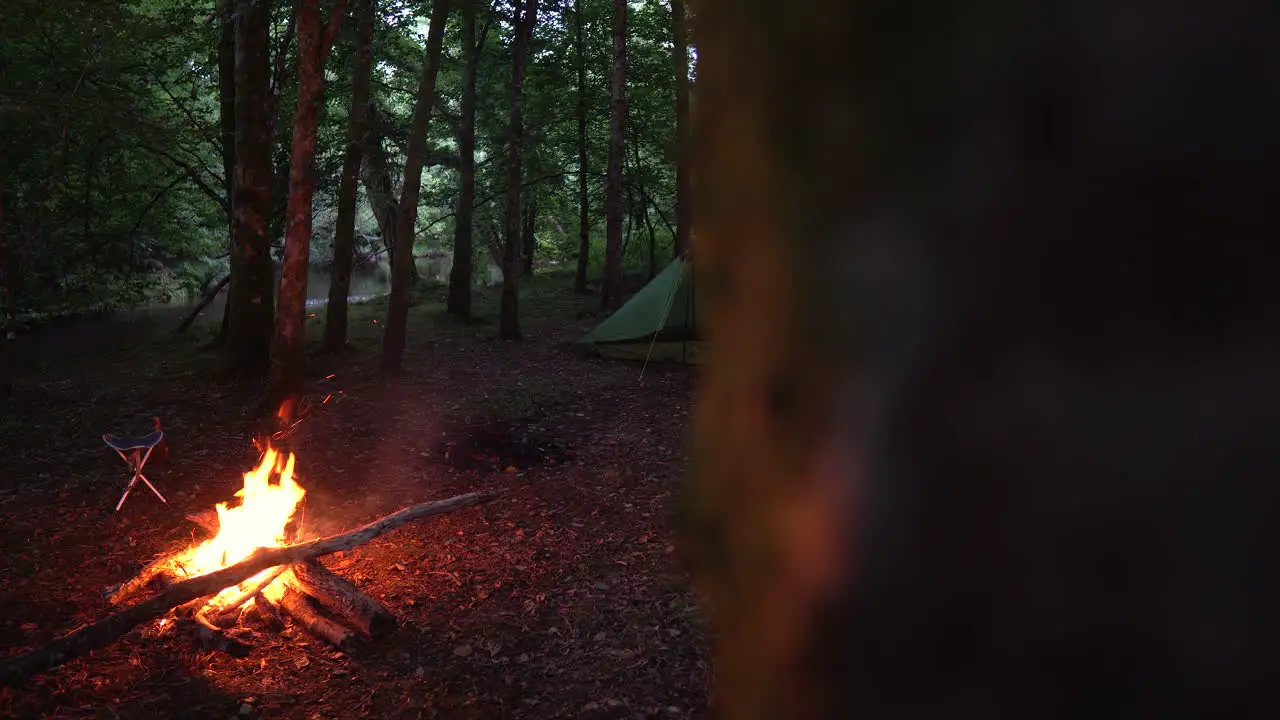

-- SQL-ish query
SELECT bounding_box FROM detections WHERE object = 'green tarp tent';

[578,257,702,363]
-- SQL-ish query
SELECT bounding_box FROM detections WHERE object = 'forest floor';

[0,272,709,719]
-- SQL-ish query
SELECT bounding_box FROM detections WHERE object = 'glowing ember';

[175,446,305,601]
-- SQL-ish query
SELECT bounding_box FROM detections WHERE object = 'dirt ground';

[0,276,710,719]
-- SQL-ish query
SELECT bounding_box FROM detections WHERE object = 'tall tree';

[324,0,376,352]
[0,187,10,400]
[381,0,451,373]
[499,0,539,339]
[213,0,237,346]
[670,0,690,259]
[363,104,421,287]
[447,0,480,320]
[601,0,626,311]
[219,0,276,376]
[688,1,1280,718]
[268,0,348,405]
[521,198,537,277]
[572,0,591,294]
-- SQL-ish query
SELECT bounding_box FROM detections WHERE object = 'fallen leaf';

[453,644,473,657]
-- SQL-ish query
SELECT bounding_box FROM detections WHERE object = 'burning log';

[190,614,252,657]
[260,584,359,653]
[108,557,181,607]
[0,491,495,687]
[205,566,289,627]
[284,560,397,638]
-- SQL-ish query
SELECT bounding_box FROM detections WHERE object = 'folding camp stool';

[103,430,168,511]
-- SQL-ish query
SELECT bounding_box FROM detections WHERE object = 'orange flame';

[177,446,306,601]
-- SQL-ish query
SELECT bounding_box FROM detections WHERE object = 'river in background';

[147,253,500,328]
[5,255,503,364]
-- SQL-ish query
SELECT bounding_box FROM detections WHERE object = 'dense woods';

[0,0,694,389]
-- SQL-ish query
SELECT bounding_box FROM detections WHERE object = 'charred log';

[286,560,396,638]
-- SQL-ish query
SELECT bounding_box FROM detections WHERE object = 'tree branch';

[135,143,229,215]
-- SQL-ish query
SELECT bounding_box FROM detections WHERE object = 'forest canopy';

[0,0,694,347]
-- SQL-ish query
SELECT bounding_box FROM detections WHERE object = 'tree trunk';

[211,0,236,349]
[325,0,375,352]
[381,0,450,373]
[499,0,539,340]
[219,0,277,377]
[601,0,626,311]
[572,0,591,294]
[641,187,656,279]
[217,0,236,204]
[689,2,1280,719]
[521,199,537,277]
[360,114,399,266]
[670,0,690,259]
[447,0,479,320]
[0,188,10,400]
[268,0,347,407]
[361,121,422,288]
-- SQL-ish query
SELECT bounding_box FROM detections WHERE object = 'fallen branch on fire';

[0,491,494,687]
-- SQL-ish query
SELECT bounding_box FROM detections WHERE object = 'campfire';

[0,442,495,685]
[100,445,403,654]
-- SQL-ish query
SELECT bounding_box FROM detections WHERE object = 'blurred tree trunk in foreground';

[686,2,1280,718]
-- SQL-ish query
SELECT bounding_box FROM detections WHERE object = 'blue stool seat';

[103,431,165,453]
[103,430,167,511]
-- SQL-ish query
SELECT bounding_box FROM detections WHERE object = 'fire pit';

[436,420,571,472]
[106,446,395,654]
[0,444,495,685]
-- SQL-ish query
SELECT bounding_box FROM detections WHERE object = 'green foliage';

[1,0,690,323]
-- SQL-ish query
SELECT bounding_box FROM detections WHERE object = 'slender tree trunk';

[447,0,478,320]
[360,114,399,268]
[671,0,690,259]
[325,0,375,352]
[572,0,591,294]
[381,0,450,373]
[621,184,633,259]
[521,199,537,277]
[641,187,656,279]
[217,0,236,203]
[219,0,277,377]
[499,0,539,340]
[81,142,97,252]
[213,0,237,347]
[268,0,347,406]
[0,188,10,399]
[265,5,299,262]
[601,0,626,311]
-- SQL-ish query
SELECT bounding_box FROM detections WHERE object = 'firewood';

[253,591,283,630]
[0,491,494,686]
[285,560,397,638]
[259,585,358,653]
[207,566,289,626]
[190,614,251,657]
[108,557,183,607]
[185,509,220,537]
